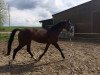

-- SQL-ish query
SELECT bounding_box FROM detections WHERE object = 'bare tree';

[0,0,7,26]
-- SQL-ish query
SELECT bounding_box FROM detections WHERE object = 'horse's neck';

[55,27,63,35]
[48,25,63,36]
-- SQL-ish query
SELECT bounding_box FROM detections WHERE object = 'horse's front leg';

[37,43,50,61]
[52,43,65,59]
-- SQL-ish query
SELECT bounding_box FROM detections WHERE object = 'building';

[40,0,100,38]
[39,19,53,29]
[53,0,100,38]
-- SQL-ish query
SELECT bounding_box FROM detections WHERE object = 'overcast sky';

[5,0,91,27]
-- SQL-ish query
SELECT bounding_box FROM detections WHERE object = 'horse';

[6,20,72,61]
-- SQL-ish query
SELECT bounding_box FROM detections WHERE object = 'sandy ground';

[0,39,100,75]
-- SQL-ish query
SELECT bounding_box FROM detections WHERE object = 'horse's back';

[18,28,48,43]
[35,29,47,36]
[32,28,48,43]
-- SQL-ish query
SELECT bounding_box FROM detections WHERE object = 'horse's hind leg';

[52,43,65,59]
[12,45,24,60]
[27,43,33,58]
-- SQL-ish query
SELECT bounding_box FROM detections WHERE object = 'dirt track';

[0,39,100,75]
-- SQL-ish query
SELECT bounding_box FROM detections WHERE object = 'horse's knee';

[13,49,18,54]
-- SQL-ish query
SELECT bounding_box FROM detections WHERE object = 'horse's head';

[50,20,74,33]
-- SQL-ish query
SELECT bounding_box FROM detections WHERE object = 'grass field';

[0,33,9,41]
[0,26,42,41]
[0,26,42,32]
[0,26,21,41]
[0,26,22,32]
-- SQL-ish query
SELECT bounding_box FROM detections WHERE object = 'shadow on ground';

[0,59,63,74]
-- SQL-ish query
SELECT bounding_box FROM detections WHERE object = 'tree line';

[0,0,7,27]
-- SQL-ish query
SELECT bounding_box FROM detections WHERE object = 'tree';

[0,0,7,27]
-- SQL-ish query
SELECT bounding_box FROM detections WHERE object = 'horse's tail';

[6,29,21,55]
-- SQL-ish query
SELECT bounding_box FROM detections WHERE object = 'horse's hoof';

[32,57,36,60]
[34,59,40,63]
[30,56,33,58]
[34,59,38,62]
[5,54,10,56]
[8,61,11,66]
[62,56,65,59]
[34,59,37,61]
[8,60,13,65]
[62,57,65,61]
[63,57,65,59]
[62,58,65,61]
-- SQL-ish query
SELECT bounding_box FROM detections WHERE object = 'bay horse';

[6,20,71,61]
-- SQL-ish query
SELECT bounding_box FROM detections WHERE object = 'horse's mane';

[49,21,65,31]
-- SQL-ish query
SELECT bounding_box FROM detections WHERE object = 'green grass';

[0,26,42,32]
[0,26,23,41]
[0,26,26,32]
[0,33,10,41]
[0,33,18,41]
[0,26,42,41]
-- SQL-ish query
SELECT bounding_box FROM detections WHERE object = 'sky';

[5,0,91,27]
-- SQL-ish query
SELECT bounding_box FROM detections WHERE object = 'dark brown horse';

[6,20,71,61]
